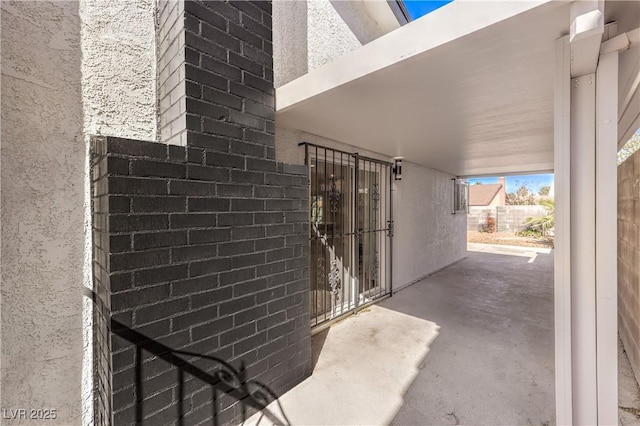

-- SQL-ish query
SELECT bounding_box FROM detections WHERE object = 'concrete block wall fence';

[90,1,312,424]
[467,205,549,233]
[618,149,640,386]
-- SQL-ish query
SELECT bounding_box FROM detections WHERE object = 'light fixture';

[393,158,403,180]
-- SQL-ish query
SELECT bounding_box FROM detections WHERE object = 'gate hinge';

[387,220,394,237]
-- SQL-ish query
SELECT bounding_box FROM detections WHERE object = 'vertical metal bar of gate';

[377,161,381,300]
[323,147,328,324]
[314,145,318,326]
[334,152,346,314]
[379,161,383,299]
[367,159,372,297]
[353,153,360,316]
[331,149,336,317]
[389,160,393,296]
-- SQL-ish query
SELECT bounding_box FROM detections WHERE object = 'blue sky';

[467,174,554,194]
[402,0,454,20]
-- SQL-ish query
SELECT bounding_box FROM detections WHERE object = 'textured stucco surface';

[275,125,391,166]
[307,0,362,71]
[1,1,84,424]
[274,0,393,87]
[275,125,467,290]
[79,3,157,421]
[329,0,391,44]
[273,0,308,87]
[80,0,157,140]
[393,162,467,290]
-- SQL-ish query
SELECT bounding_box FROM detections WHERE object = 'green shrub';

[517,229,543,237]
[523,199,554,236]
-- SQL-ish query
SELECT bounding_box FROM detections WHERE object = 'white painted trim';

[602,21,618,43]
[570,9,603,42]
[618,66,640,146]
[459,170,554,179]
[620,110,640,149]
[595,50,619,425]
[569,1,604,77]
[628,27,640,46]
[553,36,573,426]
[276,0,553,111]
[620,74,640,127]
[570,72,598,425]
[619,97,640,147]
[618,27,640,147]
[599,32,629,55]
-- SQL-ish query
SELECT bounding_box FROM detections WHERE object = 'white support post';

[558,13,623,423]
[570,72,598,425]
[553,36,573,426]
[595,50,619,425]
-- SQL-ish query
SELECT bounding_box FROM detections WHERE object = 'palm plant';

[524,199,555,236]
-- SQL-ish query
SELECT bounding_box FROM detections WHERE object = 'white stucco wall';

[273,1,308,88]
[393,162,468,290]
[2,2,158,424]
[275,124,390,165]
[79,3,158,423]
[307,0,364,71]
[275,125,467,290]
[307,0,393,71]
[327,1,393,44]
[1,1,84,423]
[273,0,397,87]
[80,0,157,140]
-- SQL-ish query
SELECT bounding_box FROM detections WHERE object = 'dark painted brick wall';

[92,135,310,425]
[90,1,312,424]
[183,0,276,162]
[91,138,113,426]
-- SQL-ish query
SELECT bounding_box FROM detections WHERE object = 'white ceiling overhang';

[276,1,569,177]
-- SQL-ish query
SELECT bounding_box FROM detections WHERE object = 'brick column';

[92,2,312,424]
[158,0,187,145]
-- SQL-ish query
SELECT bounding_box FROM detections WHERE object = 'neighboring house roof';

[469,184,502,206]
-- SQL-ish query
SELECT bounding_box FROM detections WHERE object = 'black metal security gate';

[301,143,393,328]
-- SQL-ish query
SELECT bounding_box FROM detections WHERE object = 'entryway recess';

[301,142,394,329]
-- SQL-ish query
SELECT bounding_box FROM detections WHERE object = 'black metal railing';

[110,319,291,426]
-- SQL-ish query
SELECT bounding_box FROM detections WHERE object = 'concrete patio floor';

[389,244,555,425]
[246,244,639,425]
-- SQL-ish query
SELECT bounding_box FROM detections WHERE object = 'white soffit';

[276,0,568,177]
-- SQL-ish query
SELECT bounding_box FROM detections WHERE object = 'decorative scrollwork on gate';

[372,182,380,212]
[328,259,342,299]
[371,250,379,282]
[328,175,340,213]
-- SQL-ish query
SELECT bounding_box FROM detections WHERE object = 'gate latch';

[387,220,394,237]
